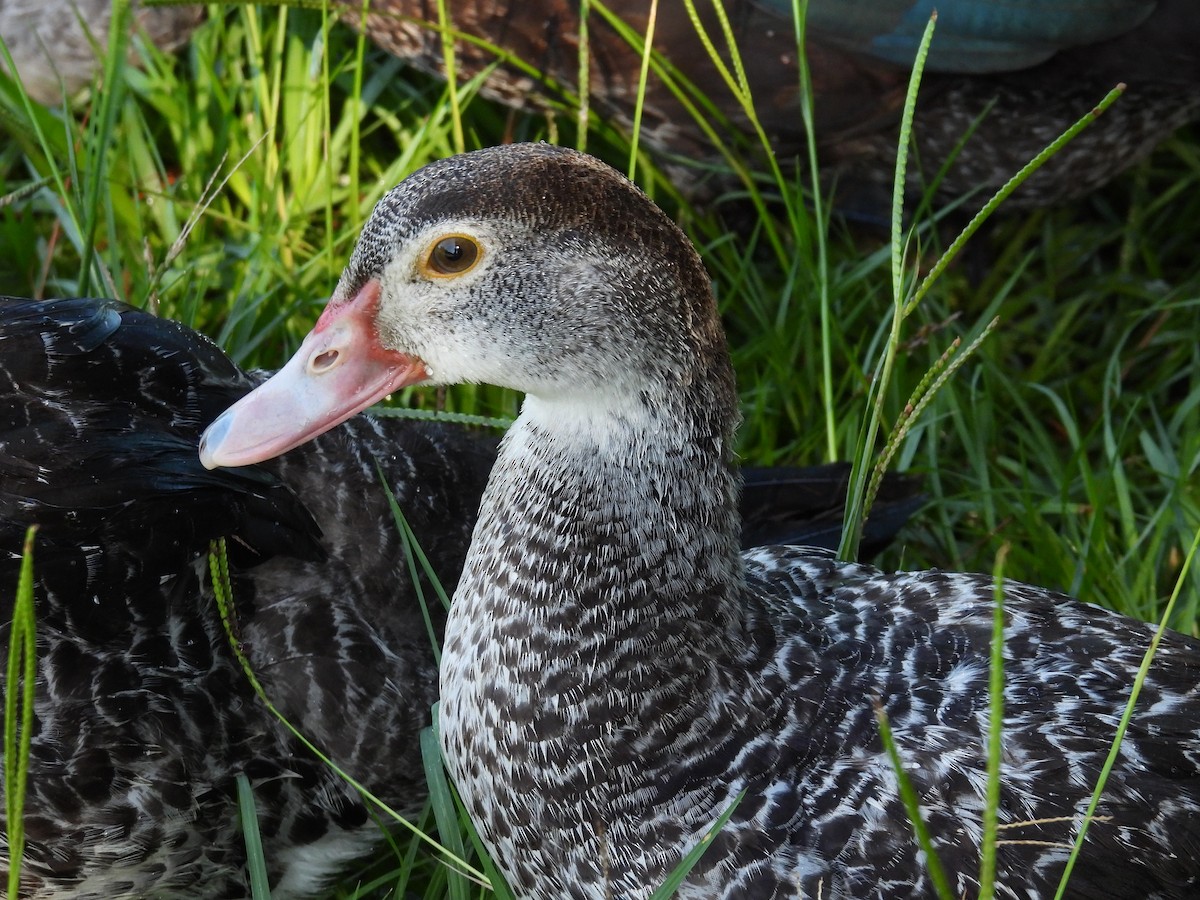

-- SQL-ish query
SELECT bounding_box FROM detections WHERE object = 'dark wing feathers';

[0,296,325,575]
[739,463,923,557]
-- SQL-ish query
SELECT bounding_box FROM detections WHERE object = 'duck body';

[351,0,1200,209]
[0,297,496,898]
[438,319,1200,898]
[449,471,1200,899]
[199,143,1200,898]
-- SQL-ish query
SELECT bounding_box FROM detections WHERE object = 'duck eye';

[425,234,481,277]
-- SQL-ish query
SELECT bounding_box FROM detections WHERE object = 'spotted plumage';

[200,143,1200,898]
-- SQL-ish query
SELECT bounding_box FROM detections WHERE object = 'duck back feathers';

[725,549,1200,898]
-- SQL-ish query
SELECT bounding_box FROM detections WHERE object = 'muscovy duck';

[202,143,1200,899]
[1,295,913,897]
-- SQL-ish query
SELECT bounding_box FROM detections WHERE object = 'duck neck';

[449,383,749,678]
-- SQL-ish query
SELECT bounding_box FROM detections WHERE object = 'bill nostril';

[311,349,340,373]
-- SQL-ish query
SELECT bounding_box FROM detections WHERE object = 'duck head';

[200,143,732,470]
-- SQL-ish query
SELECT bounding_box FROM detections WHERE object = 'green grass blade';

[890,12,936,302]
[978,545,1010,899]
[837,11,937,562]
[626,0,659,181]
[905,85,1127,317]
[576,0,592,151]
[424,703,516,898]
[347,0,372,233]
[647,791,744,899]
[4,526,38,900]
[421,715,472,900]
[77,0,133,297]
[867,316,1001,514]
[590,0,788,265]
[435,0,465,153]
[789,0,837,461]
[1052,523,1200,898]
[370,406,514,430]
[236,774,273,900]
[375,463,447,660]
[875,704,955,900]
